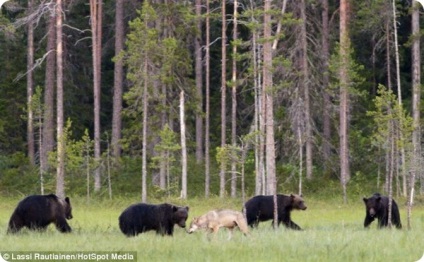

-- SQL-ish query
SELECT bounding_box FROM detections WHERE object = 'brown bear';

[119,203,189,237]
[244,194,307,230]
[8,194,73,233]
[363,193,402,229]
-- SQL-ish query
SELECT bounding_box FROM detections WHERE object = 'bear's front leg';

[364,214,375,228]
[165,225,174,236]
[285,220,302,230]
[55,217,72,233]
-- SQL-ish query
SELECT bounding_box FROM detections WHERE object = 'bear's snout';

[297,203,307,210]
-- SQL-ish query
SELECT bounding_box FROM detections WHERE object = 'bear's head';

[63,197,73,220]
[291,194,307,210]
[363,193,382,217]
[172,205,189,228]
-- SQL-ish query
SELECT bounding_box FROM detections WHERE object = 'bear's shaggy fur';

[119,203,189,237]
[363,193,402,229]
[8,194,73,233]
[244,194,307,230]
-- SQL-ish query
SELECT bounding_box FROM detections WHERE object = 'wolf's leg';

[227,227,233,240]
[212,225,221,239]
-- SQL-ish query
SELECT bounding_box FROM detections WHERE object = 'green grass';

[0,196,423,262]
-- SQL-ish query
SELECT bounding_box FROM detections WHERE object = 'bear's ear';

[185,206,189,212]
[172,206,178,212]
[376,196,381,201]
[290,194,295,198]
[363,197,368,203]
[65,197,71,204]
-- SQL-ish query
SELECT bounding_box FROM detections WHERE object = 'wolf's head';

[187,217,201,233]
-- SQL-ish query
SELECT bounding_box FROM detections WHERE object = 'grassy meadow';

[0,196,423,262]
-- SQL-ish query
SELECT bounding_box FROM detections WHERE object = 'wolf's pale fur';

[188,209,249,239]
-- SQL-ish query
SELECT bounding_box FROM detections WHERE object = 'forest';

[0,0,423,211]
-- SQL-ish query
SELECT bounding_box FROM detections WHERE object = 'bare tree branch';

[14,50,55,82]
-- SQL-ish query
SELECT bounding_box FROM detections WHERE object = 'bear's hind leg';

[7,214,24,234]
[7,222,23,234]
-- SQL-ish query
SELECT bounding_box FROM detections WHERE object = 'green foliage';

[0,152,39,195]
[30,86,44,128]
[122,1,195,154]
[125,2,158,86]
[367,84,413,151]
[329,42,366,97]
[150,124,181,196]
[46,121,96,195]
[119,2,159,153]
[354,0,391,35]
[364,85,414,193]
[0,0,422,206]
[0,20,27,155]
[151,124,180,169]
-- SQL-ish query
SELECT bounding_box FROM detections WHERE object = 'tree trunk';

[230,0,238,198]
[204,0,211,198]
[298,125,303,195]
[254,32,262,195]
[55,0,65,199]
[322,0,331,173]
[339,0,351,204]
[141,58,148,203]
[388,118,395,228]
[90,0,103,192]
[219,0,227,198]
[408,0,421,229]
[38,97,44,194]
[249,0,263,195]
[391,0,407,197]
[300,0,312,180]
[262,3,277,232]
[180,91,187,199]
[273,191,278,230]
[27,0,35,166]
[195,0,203,163]
[159,4,167,191]
[86,139,90,201]
[241,141,247,202]
[263,0,276,195]
[159,83,167,190]
[41,8,56,174]
[112,0,124,158]
[386,18,392,91]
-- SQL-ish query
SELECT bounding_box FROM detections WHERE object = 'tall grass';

[0,196,422,262]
